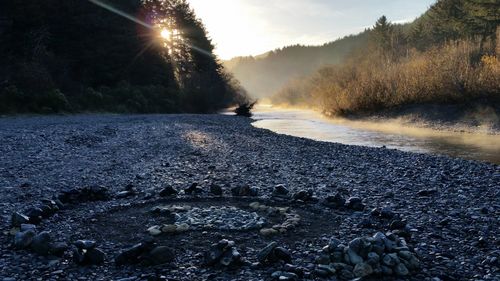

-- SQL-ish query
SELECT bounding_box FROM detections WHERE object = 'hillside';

[270,0,500,120]
[224,32,369,98]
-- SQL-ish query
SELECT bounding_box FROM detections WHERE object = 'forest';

[0,0,247,114]
[270,0,500,116]
[224,33,370,99]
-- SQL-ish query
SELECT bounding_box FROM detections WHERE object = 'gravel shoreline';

[0,114,498,281]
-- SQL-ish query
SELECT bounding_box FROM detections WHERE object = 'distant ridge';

[224,31,370,98]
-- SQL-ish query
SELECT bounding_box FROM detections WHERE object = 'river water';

[251,106,500,164]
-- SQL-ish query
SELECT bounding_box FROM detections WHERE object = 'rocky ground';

[0,114,498,281]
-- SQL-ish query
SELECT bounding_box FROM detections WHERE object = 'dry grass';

[272,40,500,116]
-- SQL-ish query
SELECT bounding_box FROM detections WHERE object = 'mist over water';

[252,105,500,164]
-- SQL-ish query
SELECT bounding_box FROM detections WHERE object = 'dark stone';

[73,248,86,264]
[159,185,178,197]
[274,247,292,263]
[185,183,203,194]
[220,247,242,266]
[115,242,153,265]
[50,242,69,257]
[271,271,298,281]
[380,208,395,219]
[292,190,313,202]
[25,207,44,224]
[74,240,96,250]
[325,192,345,208]
[231,185,258,196]
[346,197,365,211]
[273,184,290,196]
[85,248,106,265]
[209,184,223,196]
[14,229,36,249]
[389,219,407,230]
[38,204,54,218]
[116,190,135,198]
[146,246,175,265]
[417,189,438,197]
[205,239,240,267]
[31,231,51,255]
[11,212,30,227]
[20,224,36,232]
[60,186,110,204]
[257,242,278,263]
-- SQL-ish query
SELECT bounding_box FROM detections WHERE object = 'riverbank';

[341,102,500,135]
[0,114,498,280]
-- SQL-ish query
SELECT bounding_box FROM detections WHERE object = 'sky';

[187,0,436,60]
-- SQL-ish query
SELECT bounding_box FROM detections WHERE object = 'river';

[251,106,500,164]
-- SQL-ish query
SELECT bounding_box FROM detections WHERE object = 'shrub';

[272,39,500,115]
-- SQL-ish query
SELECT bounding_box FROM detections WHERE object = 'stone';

[389,219,407,230]
[345,248,364,265]
[116,190,135,198]
[31,231,51,255]
[260,228,278,236]
[147,226,162,236]
[257,242,278,262]
[220,247,241,266]
[382,253,400,267]
[398,250,413,260]
[184,183,203,194]
[325,192,345,208]
[159,186,177,197]
[346,197,365,211]
[25,207,44,224]
[231,185,259,196]
[14,229,36,249]
[328,238,342,250]
[209,184,223,196]
[339,269,355,280]
[73,248,86,264]
[161,224,177,233]
[85,248,106,265]
[147,246,175,265]
[205,239,241,267]
[381,265,393,275]
[20,224,36,232]
[273,184,290,196]
[417,189,438,196]
[366,252,380,266]
[274,247,292,264]
[292,190,313,202]
[348,237,371,257]
[115,243,149,265]
[74,240,96,250]
[11,212,30,227]
[394,263,409,276]
[175,223,190,232]
[380,207,395,219]
[271,271,298,281]
[316,264,336,275]
[353,262,373,277]
[50,242,69,257]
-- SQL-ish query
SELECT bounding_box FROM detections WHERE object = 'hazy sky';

[187,0,436,59]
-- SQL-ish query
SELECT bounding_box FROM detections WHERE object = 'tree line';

[271,0,500,116]
[0,0,247,114]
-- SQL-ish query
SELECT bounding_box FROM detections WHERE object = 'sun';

[160,29,171,40]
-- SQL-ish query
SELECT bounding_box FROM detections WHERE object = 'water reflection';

[251,106,500,164]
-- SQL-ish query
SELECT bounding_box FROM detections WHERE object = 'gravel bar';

[0,114,498,281]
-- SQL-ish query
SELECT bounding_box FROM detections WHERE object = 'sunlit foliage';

[271,0,500,116]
